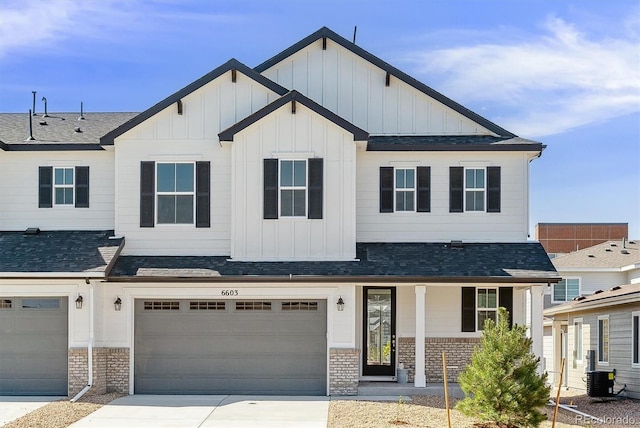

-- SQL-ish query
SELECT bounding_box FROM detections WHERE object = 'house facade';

[0,27,557,397]
[542,239,640,390]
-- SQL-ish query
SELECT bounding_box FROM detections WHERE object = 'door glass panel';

[366,289,392,367]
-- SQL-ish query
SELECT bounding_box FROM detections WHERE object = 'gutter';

[70,282,94,402]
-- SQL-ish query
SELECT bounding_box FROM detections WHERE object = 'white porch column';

[414,285,426,387]
[530,285,544,374]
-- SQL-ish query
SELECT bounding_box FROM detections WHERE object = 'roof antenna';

[32,91,37,116]
[353,26,357,44]
[41,97,49,117]
[79,101,85,120]
[26,110,35,141]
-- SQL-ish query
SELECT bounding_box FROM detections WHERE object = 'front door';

[363,287,396,376]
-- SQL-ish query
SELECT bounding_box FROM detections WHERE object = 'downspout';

[71,281,94,402]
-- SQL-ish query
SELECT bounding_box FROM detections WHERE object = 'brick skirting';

[68,347,130,396]
[329,348,359,395]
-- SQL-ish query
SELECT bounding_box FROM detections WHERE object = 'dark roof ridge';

[100,58,289,145]
[254,27,516,138]
[218,90,369,142]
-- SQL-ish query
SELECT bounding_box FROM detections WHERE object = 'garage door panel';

[135,299,327,395]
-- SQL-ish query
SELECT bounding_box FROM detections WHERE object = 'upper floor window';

[598,315,609,364]
[552,278,580,303]
[465,168,485,211]
[38,166,89,208]
[156,163,195,224]
[54,167,74,205]
[395,168,415,211]
[279,160,307,217]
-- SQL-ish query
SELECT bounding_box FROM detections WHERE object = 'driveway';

[0,396,64,426]
[69,395,330,428]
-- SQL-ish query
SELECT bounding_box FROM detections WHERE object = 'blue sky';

[1,0,638,238]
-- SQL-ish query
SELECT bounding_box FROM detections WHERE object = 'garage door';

[135,299,327,395]
[0,297,68,395]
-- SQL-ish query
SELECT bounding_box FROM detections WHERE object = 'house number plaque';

[221,290,239,296]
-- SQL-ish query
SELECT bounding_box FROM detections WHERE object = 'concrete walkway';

[0,396,64,426]
[69,395,330,428]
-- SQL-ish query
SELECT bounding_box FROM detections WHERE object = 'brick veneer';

[397,337,481,383]
[329,348,359,395]
[68,347,130,396]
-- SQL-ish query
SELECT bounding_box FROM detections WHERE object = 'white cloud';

[407,15,640,137]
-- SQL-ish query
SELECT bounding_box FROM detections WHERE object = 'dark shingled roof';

[0,112,137,151]
[367,136,544,152]
[0,230,124,276]
[109,242,558,283]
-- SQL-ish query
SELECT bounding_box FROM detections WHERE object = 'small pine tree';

[456,307,550,428]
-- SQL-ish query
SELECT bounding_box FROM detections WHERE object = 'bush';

[456,307,550,428]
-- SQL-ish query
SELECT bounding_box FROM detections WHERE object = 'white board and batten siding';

[114,71,282,255]
[356,151,533,243]
[231,102,357,260]
[0,151,114,231]
[260,39,495,136]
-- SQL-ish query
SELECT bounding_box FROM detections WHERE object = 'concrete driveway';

[0,396,64,426]
[68,395,330,428]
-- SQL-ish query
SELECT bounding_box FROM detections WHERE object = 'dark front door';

[363,287,396,376]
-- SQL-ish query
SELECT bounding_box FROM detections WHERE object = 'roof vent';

[611,243,617,247]
[593,289,603,294]
[588,254,595,258]
[79,101,85,120]
[74,127,82,133]
[630,241,636,244]
[621,249,630,255]
[450,240,464,249]
[24,227,40,235]
[609,286,621,291]
[41,96,49,117]
[25,110,35,141]
[39,121,47,126]
[605,248,612,252]
[573,295,586,301]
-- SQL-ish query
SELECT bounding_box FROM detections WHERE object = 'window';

[21,298,60,310]
[54,167,74,205]
[280,160,306,217]
[598,315,609,364]
[465,168,485,211]
[395,168,415,211]
[477,288,498,330]
[143,301,180,310]
[156,162,195,224]
[552,278,580,302]
[574,319,583,364]
[633,311,639,366]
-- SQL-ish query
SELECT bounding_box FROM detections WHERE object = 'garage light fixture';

[75,295,83,310]
[114,297,122,311]
[337,296,345,312]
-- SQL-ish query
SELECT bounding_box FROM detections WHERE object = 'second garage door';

[135,299,327,395]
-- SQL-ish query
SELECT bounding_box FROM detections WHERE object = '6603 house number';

[221,290,239,296]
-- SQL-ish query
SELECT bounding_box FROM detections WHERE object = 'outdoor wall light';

[337,296,345,312]
[114,297,122,311]
[75,295,83,310]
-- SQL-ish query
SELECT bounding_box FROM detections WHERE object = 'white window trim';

[155,162,196,226]
[573,317,583,364]
[279,159,307,218]
[53,166,74,207]
[551,277,581,304]
[394,167,416,213]
[464,167,486,212]
[476,287,498,331]
[598,315,610,365]
[632,311,640,367]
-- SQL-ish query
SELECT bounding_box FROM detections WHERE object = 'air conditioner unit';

[586,371,614,397]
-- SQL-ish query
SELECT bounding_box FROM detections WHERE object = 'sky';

[1,0,638,238]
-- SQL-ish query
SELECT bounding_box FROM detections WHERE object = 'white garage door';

[0,297,68,395]
[134,299,327,395]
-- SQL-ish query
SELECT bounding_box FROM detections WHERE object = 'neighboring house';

[0,27,558,397]
[542,239,640,387]
[544,283,640,399]
[535,223,628,258]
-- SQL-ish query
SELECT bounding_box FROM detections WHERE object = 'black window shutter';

[379,167,394,213]
[195,161,210,228]
[75,166,89,208]
[487,166,501,213]
[38,166,53,208]
[140,161,155,227]
[308,158,323,219]
[417,166,431,212]
[461,287,476,332]
[264,159,278,219]
[450,167,463,213]
[499,286,513,328]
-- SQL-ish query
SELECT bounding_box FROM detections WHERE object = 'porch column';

[530,285,544,374]
[414,285,426,387]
